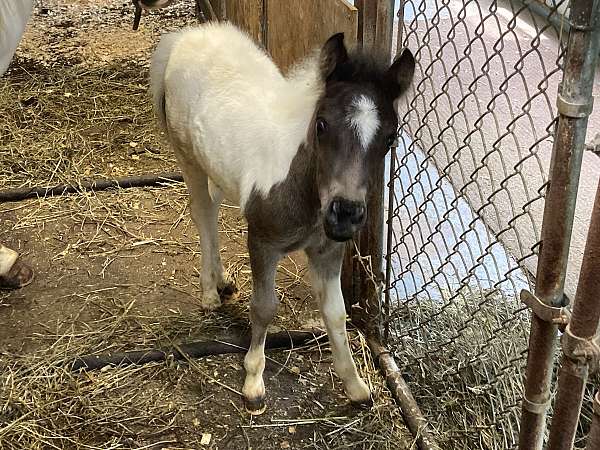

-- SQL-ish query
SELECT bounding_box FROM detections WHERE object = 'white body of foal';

[151,22,323,209]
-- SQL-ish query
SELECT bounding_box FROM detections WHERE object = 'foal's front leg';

[242,235,281,415]
[306,243,371,404]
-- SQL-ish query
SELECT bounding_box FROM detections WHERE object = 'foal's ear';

[385,48,415,99]
[320,33,348,80]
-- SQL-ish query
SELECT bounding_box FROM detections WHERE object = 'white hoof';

[345,377,371,404]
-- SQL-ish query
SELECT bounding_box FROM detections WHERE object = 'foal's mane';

[329,51,392,87]
[286,48,390,91]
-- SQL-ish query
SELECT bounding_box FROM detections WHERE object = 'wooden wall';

[224,0,265,45]
[267,0,358,72]
[224,0,358,73]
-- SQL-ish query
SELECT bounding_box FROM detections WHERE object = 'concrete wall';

[394,0,599,301]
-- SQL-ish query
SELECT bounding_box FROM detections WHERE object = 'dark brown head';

[312,33,415,242]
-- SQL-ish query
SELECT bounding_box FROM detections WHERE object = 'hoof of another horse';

[217,280,238,300]
[244,396,267,416]
[0,258,34,290]
[201,291,222,310]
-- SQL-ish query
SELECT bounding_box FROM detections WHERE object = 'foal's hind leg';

[305,242,371,405]
[179,165,230,310]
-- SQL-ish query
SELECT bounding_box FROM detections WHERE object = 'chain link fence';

[383,0,581,448]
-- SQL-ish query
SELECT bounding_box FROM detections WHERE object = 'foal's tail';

[150,32,180,132]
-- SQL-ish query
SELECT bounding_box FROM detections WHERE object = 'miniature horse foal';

[151,22,414,414]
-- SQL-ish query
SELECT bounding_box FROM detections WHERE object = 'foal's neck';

[280,61,323,213]
[288,139,320,210]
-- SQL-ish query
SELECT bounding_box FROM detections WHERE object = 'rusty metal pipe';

[518,1,600,449]
[368,338,441,450]
[132,2,142,31]
[585,392,600,450]
[568,187,600,340]
[547,179,600,449]
[197,0,216,22]
[383,146,397,343]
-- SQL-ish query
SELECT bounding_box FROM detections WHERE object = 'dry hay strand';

[0,58,175,192]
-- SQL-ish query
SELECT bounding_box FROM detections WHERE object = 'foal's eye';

[316,118,328,136]
[386,134,397,148]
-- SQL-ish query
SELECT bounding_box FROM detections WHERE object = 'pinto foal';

[151,23,414,414]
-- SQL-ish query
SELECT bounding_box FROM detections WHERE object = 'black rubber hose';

[0,172,184,203]
[70,330,326,372]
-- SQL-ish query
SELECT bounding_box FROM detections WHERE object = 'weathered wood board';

[224,0,358,72]
[224,0,265,45]
[266,0,358,72]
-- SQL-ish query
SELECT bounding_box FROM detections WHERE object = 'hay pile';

[387,287,597,449]
[386,291,530,449]
[0,312,411,449]
[0,59,173,191]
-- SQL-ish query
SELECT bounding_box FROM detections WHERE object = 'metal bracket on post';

[522,396,552,415]
[556,94,595,118]
[520,290,571,330]
[561,324,600,374]
[519,289,571,415]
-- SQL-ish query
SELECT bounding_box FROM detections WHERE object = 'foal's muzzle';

[324,198,366,242]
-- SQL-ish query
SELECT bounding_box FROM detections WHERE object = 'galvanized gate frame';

[517,2,600,449]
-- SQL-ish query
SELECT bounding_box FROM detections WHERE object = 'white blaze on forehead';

[347,95,380,150]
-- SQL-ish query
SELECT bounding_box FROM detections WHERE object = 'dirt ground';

[0,1,411,449]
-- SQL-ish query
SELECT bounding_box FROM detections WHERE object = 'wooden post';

[343,0,395,336]
[211,0,226,20]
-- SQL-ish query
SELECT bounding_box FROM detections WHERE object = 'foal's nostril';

[324,199,366,241]
[351,204,366,225]
[331,200,341,216]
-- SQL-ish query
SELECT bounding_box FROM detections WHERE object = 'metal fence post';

[585,393,600,450]
[518,1,600,449]
[547,177,600,449]
[382,1,406,345]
